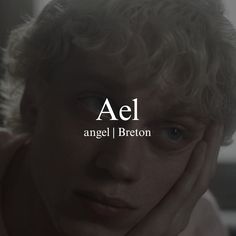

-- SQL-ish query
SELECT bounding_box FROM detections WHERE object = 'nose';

[94,136,143,183]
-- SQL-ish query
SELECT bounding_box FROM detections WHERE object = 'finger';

[203,122,224,178]
[177,123,224,216]
[158,141,207,216]
[190,122,224,197]
[169,198,196,234]
[126,141,207,236]
[166,125,223,236]
[126,124,223,236]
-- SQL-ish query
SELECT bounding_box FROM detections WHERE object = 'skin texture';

[1,50,224,236]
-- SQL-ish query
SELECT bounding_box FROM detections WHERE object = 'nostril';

[94,156,139,183]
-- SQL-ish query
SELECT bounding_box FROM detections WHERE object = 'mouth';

[73,190,137,218]
[76,191,135,209]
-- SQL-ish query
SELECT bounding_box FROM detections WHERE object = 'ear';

[20,81,38,132]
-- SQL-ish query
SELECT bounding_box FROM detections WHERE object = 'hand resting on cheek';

[125,123,224,236]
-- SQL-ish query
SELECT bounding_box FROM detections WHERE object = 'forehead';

[50,48,209,122]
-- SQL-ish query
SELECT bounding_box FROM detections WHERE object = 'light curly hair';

[1,0,236,145]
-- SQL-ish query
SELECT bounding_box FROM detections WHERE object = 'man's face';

[28,49,208,236]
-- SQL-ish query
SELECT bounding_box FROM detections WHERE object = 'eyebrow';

[78,71,210,125]
[163,103,210,124]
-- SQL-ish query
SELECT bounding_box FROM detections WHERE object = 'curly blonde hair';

[1,0,236,145]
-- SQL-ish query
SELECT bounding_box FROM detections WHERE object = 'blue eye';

[149,122,195,151]
[165,128,184,141]
[153,126,186,147]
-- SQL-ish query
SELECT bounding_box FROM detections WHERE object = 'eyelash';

[150,124,194,151]
[161,127,186,141]
[74,93,118,121]
[73,94,197,150]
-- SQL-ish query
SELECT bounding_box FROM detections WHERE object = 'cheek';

[29,108,91,196]
[139,147,194,210]
[32,118,92,176]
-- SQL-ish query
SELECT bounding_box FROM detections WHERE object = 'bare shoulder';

[180,191,229,236]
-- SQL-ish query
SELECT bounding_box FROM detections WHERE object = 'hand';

[126,123,224,236]
[0,129,31,179]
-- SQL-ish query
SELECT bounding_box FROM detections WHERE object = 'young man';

[0,0,235,235]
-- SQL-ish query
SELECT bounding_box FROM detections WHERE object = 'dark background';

[0,0,33,125]
[0,0,33,77]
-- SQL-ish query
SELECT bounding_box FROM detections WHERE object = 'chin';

[58,218,123,236]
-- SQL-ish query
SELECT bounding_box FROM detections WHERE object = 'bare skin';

[0,122,224,236]
[126,123,224,236]
[0,42,225,236]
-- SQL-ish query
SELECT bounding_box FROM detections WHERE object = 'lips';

[75,190,136,210]
[56,189,139,227]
